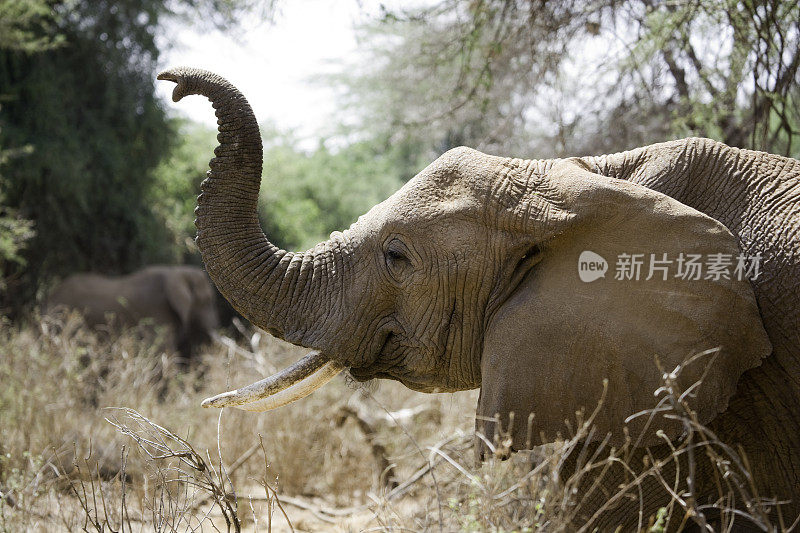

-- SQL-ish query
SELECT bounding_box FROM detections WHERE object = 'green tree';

[257,124,419,251]
[0,0,61,304]
[148,119,420,257]
[0,0,174,312]
[150,119,218,263]
[0,1,275,314]
[0,146,36,293]
[0,0,63,52]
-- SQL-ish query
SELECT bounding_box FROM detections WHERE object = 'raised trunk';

[157,67,343,347]
[586,137,800,521]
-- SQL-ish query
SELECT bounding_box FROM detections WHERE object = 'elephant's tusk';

[201,350,345,411]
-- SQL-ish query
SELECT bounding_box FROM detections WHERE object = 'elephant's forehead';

[355,177,484,232]
[343,154,500,243]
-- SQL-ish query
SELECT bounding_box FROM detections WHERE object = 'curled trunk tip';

[157,67,223,103]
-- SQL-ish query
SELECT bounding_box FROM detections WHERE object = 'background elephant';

[46,265,219,359]
[159,68,800,526]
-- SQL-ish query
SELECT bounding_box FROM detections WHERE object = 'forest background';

[1,0,798,314]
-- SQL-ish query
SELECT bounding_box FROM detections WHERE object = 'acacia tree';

[339,0,800,158]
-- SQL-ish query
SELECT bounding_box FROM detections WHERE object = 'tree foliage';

[258,125,418,251]
[148,120,419,255]
[0,1,174,311]
[3,0,797,316]
[0,0,275,314]
[0,0,61,293]
[340,0,800,158]
[150,119,218,264]
[0,146,36,292]
[0,0,63,52]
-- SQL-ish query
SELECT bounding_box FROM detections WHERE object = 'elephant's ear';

[477,159,771,452]
[165,273,193,331]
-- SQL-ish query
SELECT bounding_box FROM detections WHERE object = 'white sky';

[157,0,387,147]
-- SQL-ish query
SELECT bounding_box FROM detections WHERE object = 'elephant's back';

[46,273,130,325]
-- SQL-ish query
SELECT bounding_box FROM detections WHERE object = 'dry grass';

[0,314,795,532]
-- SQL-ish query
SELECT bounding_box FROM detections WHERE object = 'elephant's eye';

[384,241,412,281]
[386,249,407,263]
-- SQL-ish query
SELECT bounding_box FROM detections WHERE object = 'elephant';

[158,68,800,527]
[46,265,220,359]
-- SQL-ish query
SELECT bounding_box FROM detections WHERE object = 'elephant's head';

[165,266,220,347]
[159,68,770,446]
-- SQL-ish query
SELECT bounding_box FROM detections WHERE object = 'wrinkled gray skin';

[158,68,800,526]
[46,265,219,358]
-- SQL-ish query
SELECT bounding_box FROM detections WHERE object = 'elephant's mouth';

[349,367,441,393]
[349,330,400,382]
[348,329,459,393]
[201,325,406,411]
